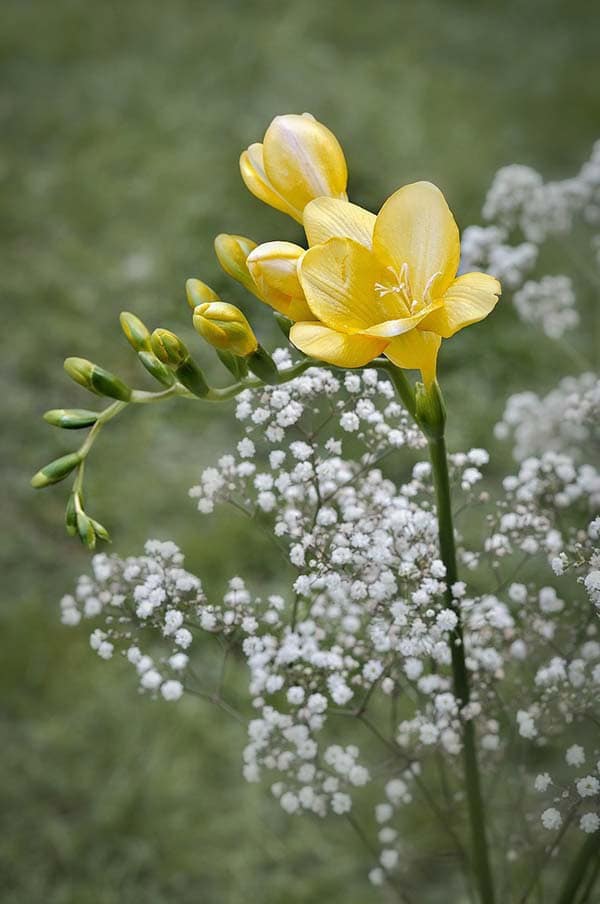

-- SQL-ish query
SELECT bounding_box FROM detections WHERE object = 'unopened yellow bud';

[240,113,348,223]
[246,241,314,321]
[120,311,151,351]
[193,302,258,357]
[150,329,189,367]
[214,234,258,296]
[185,278,221,310]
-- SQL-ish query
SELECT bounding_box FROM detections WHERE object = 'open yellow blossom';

[240,113,348,223]
[290,181,501,385]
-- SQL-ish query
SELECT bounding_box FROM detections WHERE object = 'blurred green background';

[2,0,599,901]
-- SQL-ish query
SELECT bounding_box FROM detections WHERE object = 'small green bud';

[137,351,176,387]
[193,302,258,357]
[214,234,258,295]
[415,380,446,439]
[120,311,151,351]
[31,452,82,489]
[89,517,111,543]
[64,357,131,401]
[65,494,78,536]
[185,278,220,310]
[150,329,189,367]
[44,408,99,429]
[247,345,279,385]
[76,510,96,549]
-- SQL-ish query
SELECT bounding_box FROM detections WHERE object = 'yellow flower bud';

[64,357,131,401]
[246,241,314,321]
[185,278,221,310]
[119,311,151,351]
[193,302,258,357]
[150,329,189,366]
[240,113,348,222]
[214,234,258,296]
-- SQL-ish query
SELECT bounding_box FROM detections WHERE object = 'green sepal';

[415,380,446,439]
[138,351,176,387]
[217,349,248,380]
[247,345,279,385]
[273,313,293,340]
[31,452,82,489]
[44,408,99,429]
[175,358,210,398]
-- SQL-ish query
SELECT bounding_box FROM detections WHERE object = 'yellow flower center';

[374,263,441,315]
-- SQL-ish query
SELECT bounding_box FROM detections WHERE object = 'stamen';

[423,271,442,304]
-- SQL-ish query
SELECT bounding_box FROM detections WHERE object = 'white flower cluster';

[461,138,600,339]
[513,275,578,339]
[495,372,600,462]
[60,360,600,886]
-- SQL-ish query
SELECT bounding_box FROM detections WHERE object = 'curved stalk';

[428,434,496,904]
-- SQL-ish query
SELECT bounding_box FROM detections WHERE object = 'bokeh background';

[2,1,599,901]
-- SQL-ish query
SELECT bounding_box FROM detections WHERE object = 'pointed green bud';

[247,345,279,384]
[174,358,210,398]
[214,234,258,295]
[31,452,82,488]
[44,408,99,429]
[415,380,446,439]
[193,302,258,357]
[89,517,111,543]
[150,329,189,367]
[65,494,78,536]
[185,278,220,310]
[120,311,151,351]
[64,357,132,401]
[76,510,96,549]
[137,351,176,386]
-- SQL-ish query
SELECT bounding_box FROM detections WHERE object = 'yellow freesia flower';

[290,181,501,385]
[239,113,348,223]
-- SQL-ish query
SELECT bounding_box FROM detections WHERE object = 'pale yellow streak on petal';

[384,328,441,386]
[303,198,376,248]
[290,322,386,368]
[362,301,445,338]
[299,237,405,332]
[263,114,348,214]
[419,272,501,338]
[373,181,460,300]
[240,144,302,222]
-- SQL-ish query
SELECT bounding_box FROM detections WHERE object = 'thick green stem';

[428,433,496,904]
[555,832,600,904]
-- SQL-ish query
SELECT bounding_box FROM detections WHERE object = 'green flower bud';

[65,494,78,536]
[137,351,176,387]
[150,329,189,367]
[44,408,99,429]
[193,302,258,357]
[89,517,111,543]
[64,357,132,401]
[174,358,210,398]
[76,510,96,549]
[120,311,151,351]
[31,452,82,489]
[247,345,279,385]
[185,278,220,310]
[214,234,258,295]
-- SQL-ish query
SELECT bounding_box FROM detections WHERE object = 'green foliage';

[2,0,598,899]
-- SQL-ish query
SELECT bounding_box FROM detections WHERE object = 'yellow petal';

[263,114,348,216]
[299,237,405,332]
[373,181,460,301]
[419,272,501,338]
[240,144,302,222]
[288,297,316,321]
[246,241,308,317]
[303,197,376,248]
[384,329,441,387]
[290,322,386,368]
